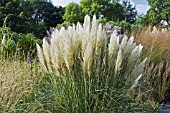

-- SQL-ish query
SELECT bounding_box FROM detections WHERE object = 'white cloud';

[129,0,150,14]
[52,0,81,7]
[120,0,150,15]
[136,4,150,14]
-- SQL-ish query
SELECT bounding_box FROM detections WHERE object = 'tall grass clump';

[133,28,170,111]
[0,53,43,112]
[135,27,170,64]
[36,15,148,112]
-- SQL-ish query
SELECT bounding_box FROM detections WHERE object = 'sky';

[52,0,150,14]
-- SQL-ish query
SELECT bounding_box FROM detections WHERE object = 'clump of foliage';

[0,0,64,39]
[0,27,42,58]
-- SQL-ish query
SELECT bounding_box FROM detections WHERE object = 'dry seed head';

[115,48,122,76]
[36,43,48,72]
[131,58,147,79]
[108,32,119,63]
[152,26,159,33]
[120,35,128,55]
[63,30,74,73]
[90,15,98,48]
[126,44,143,73]
[95,24,103,55]
[43,38,52,72]
[1,34,6,46]
[83,15,91,29]
[83,42,93,76]
[127,36,134,46]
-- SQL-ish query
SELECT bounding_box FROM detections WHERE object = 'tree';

[104,2,124,22]
[80,0,137,23]
[146,0,170,26]
[0,0,22,27]
[122,1,137,24]
[80,0,111,18]
[63,2,83,24]
[0,0,65,38]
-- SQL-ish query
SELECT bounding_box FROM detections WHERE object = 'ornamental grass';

[35,15,148,112]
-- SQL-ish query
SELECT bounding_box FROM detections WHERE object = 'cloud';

[129,0,150,14]
[136,4,150,14]
[52,0,81,7]
[120,0,150,15]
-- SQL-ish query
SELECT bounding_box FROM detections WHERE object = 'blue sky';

[52,0,150,14]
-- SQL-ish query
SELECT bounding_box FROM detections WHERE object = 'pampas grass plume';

[36,43,48,72]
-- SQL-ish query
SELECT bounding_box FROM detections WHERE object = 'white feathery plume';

[82,19,90,56]
[1,34,6,46]
[76,22,83,47]
[36,43,48,72]
[63,29,74,73]
[124,36,135,57]
[127,36,134,46]
[128,58,147,90]
[120,35,128,53]
[108,32,118,63]
[115,48,122,76]
[95,24,103,55]
[102,30,107,49]
[72,24,81,52]
[131,58,147,80]
[126,44,143,74]
[42,38,52,72]
[83,15,91,29]
[83,42,93,76]
[90,15,98,47]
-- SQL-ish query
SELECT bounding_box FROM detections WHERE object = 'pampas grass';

[35,15,148,112]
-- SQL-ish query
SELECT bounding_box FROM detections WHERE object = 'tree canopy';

[145,0,170,26]
[0,0,64,38]
[63,0,137,24]
[63,2,84,24]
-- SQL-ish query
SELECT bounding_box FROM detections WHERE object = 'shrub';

[36,15,147,112]
[0,27,41,58]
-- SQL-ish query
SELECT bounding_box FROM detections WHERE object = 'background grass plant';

[0,52,43,113]
[134,28,170,64]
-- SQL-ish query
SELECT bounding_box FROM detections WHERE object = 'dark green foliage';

[14,71,148,113]
[62,0,138,27]
[63,2,84,24]
[122,1,138,24]
[0,0,64,39]
[0,27,41,57]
